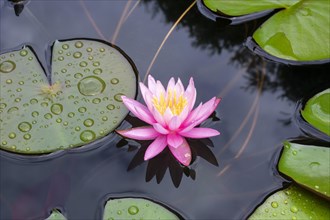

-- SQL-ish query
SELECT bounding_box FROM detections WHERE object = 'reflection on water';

[0,0,328,219]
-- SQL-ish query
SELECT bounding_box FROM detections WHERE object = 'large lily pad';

[278,142,330,199]
[203,0,330,62]
[103,198,180,220]
[301,89,330,136]
[45,209,66,220]
[249,184,330,219]
[0,39,137,154]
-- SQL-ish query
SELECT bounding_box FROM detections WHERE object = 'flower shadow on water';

[117,114,220,188]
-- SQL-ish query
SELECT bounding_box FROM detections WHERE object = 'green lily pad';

[278,142,330,199]
[249,184,330,219]
[301,89,330,136]
[45,209,66,220]
[203,0,330,61]
[103,198,180,220]
[0,39,137,154]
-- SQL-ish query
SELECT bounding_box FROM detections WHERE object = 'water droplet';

[16,88,22,92]
[73,52,82,58]
[51,103,63,115]
[111,78,119,84]
[56,118,62,123]
[78,76,106,96]
[2,141,7,145]
[128,206,139,215]
[58,56,64,61]
[8,132,16,139]
[114,93,124,102]
[58,50,63,54]
[6,79,12,84]
[74,73,83,79]
[11,145,16,150]
[32,111,39,117]
[117,210,122,215]
[0,60,16,73]
[75,41,83,48]
[0,103,7,109]
[309,162,320,168]
[88,56,93,60]
[292,150,297,155]
[30,98,38,104]
[61,68,67,73]
[284,200,288,204]
[78,107,87,113]
[79,61,88,67]
[271,201,278,208]
[93,68,102,75]
[80,130,96,142]
[63,121,68,126]
[62,44,69,50]
[18,81,24,85]
[102,116,108,121]
[83,119,94,127]
[292,216,297,220]
[32,120,37,124]
[107,104,115,110]
[28,57,33,61]
[86,47,92,52]
[20,49,28,56]
[7,107,18,113]
[290,206,298,213]
[26,147,30,151]
[100,48,105,52]
[93,61,100,67]
[23,134,31,140]
[41,102,48,107]
[44,113,52,119]
[92,98,101,104]
[75,126,81,131]
[68,112,75,118]
[18,122,32,132]
[314,185,320,189]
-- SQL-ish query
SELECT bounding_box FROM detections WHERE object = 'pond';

[0,0,329,219]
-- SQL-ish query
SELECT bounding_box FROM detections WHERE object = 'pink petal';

[155,80,166,99]
[116,126,159,140]
[184,77,196,111]
[153,123,169,135]
[122,96,155,125]
[179,127,220,138]
[144,135,167,160]
[169,138,192,166]
[175,78,184,95]
[182,97,221,132]
[163,107,174,125]
[151,107,166,126]
[147,75,157,94]
[139,83,154,111]
[168,116,180,131]
[166,77,175,93]
[167,133,184,148]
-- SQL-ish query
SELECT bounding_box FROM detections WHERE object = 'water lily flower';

[116,75,221,166]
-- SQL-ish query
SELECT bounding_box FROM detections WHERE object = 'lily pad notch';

[202,0,330,65]
[0,38,138,155]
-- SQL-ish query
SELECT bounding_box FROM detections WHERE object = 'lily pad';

[301,89,330,136]
[0,39,137,154]
[203,0,330,62]
[278,142,330,199]
[249,184,330,219]
[45,209,66,220]
[103,198,180,220]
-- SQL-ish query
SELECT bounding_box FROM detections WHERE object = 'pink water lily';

[116,75,221,166]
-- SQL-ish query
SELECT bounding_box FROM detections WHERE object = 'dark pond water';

[1,0,329,219]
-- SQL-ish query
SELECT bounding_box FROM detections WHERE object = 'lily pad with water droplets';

[249,184,330,219]
[103,198,180,220]
[45,209,66,220]
[0,39,137,154]
[278,142,330,199]
[203,0,330,62]
[301,89,330,136]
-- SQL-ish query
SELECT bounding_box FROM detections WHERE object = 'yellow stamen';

[152,89,187,115]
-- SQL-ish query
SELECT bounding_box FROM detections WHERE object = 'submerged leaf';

[249,184,330,219]
[279,142,330,199]
[0,39,137,154]
[301,89,330,136]
[103,198,180,220]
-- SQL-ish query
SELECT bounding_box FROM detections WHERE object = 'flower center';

[152,90,187,116]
